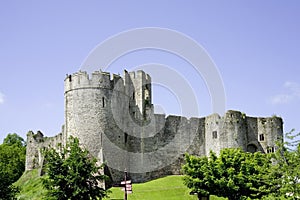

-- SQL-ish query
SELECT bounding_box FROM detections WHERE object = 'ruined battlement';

[25,130,63,171]
[128,70,151,82]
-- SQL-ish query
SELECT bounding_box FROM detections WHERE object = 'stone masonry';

[25,70,283,184]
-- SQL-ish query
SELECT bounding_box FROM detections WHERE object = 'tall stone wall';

[25,69,284,185]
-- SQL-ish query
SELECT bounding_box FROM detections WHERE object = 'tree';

[42,136,109,200]
[0,133,26,200]
[265,129,300,199]
[182,148,272,200]
[3,133,26,147]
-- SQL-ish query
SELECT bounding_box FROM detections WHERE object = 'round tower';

[221,110,248,151]
[64,70,157,183]
[64,71,119,161]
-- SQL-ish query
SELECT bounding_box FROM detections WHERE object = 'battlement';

[64,70,153,96]
[64,70,127,93]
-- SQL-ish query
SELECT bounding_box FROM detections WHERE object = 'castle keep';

[25,70,283,183]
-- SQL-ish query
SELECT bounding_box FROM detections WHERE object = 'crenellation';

[145,74,151,82]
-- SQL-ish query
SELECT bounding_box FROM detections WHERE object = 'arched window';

[247,144,257,153]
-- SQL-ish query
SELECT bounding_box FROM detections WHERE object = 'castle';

[25,70,283,184]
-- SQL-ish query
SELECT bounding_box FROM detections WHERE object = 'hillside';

[14,170,224,200]
[14,169,47,200]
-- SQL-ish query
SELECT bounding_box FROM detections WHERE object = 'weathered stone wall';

[221,111,248,152]
[25,131,63,172]
[205,113,221,156]
[25,69,284,185]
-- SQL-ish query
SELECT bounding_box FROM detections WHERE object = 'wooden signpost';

[120,170,132,200]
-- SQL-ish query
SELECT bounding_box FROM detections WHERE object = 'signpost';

[120,170,132,200]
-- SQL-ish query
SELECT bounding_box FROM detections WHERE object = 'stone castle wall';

[25,70,283,184]
[25,130,63,171]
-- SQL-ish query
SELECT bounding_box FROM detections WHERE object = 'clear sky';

[0,1,299,143]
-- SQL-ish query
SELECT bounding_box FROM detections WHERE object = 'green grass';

[14,171,225,200]
[14,169,47,200]
[105,175,198,200]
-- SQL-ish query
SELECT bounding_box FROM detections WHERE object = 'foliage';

[42,136,108,200]
[182,148,272,200]
[3,133,26,147]
[0,180,19,200]
[265,129,300,199]
[0,133,26,200]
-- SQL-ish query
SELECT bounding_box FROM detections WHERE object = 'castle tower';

[64,71,116,161]
[220,110,248,151]
[64,70,154,182]
[128,70,152,120]
[256,117,283,153]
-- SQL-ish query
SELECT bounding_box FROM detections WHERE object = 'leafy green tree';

[42,136,108,200]
[182,148,272,200]
[0,133,26,200]
[0,176,19,200]
[3,133,26,147]
[265,130,300,199]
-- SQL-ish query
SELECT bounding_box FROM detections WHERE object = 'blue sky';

[0,1,299,143]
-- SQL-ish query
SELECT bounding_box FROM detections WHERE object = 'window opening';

[124,133,128,144]
[259,134,264,141]
[212,131,217,139]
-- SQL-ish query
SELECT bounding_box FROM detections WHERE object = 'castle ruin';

[25,70,283,184]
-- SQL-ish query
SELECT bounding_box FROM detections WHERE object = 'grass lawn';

[15,170,225,200]
[105,175,198,200]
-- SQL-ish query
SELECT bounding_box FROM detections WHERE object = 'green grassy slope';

[14,169,47,200]
[15,171,224,200]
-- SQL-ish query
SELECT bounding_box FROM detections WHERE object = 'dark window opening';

[102,97,105,108]
[267,146,275,153]
[212,131,217,139]
[68,75,72,82]
[259,134,264,141]
[124,133,128,144]
[132,92,135,100]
